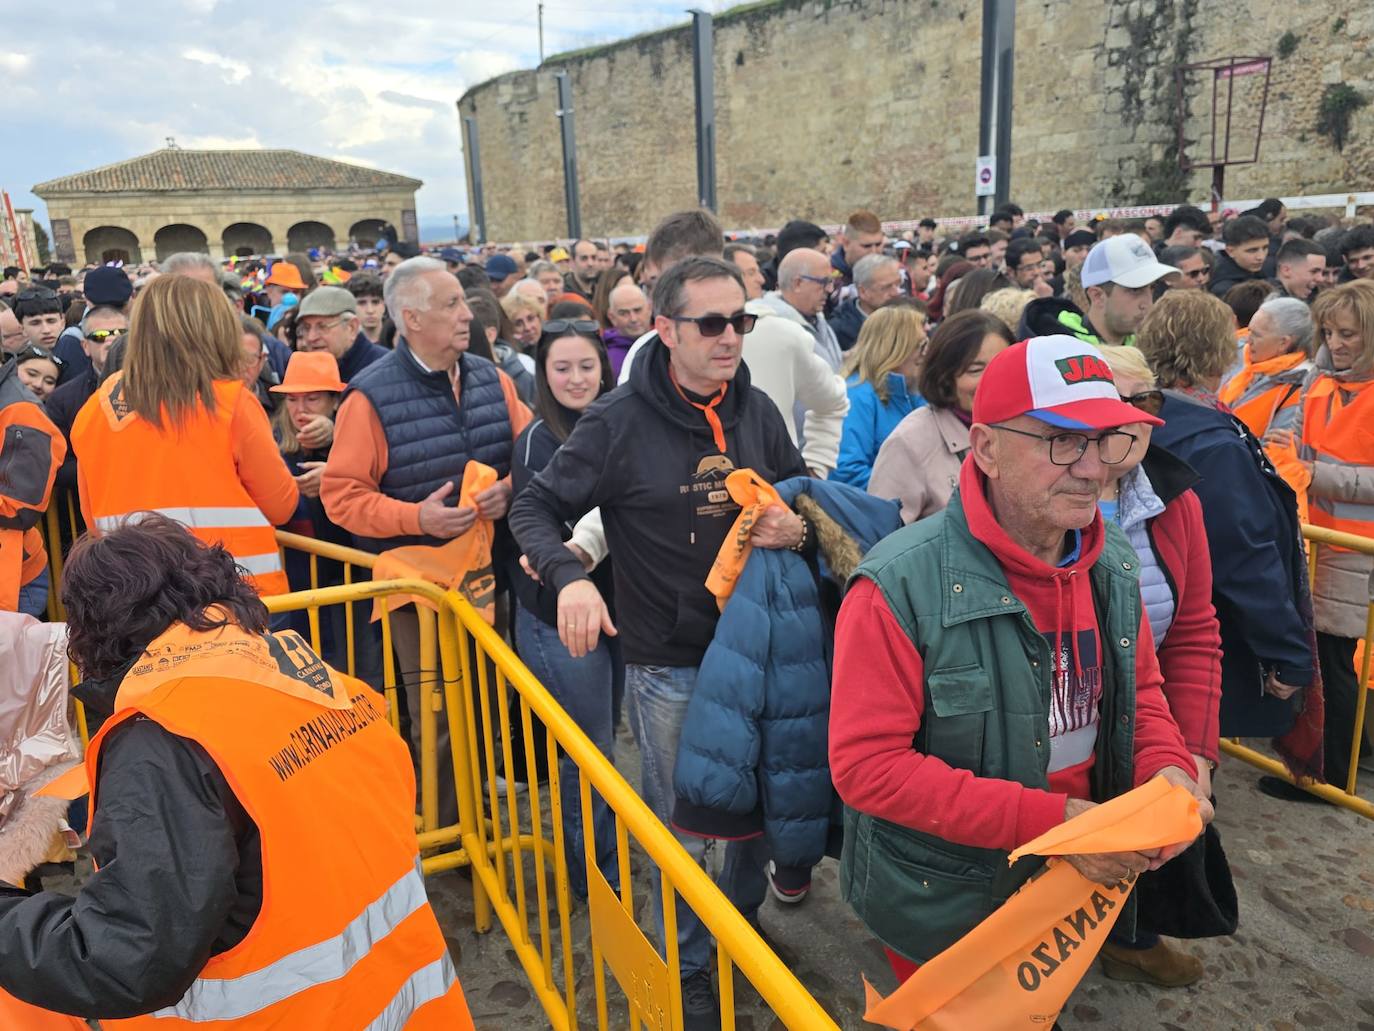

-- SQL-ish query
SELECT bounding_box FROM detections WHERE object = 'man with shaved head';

[603,280,651,377]
[759,247,843,372]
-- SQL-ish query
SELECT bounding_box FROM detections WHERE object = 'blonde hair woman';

[71,275,299,596]
[832,305,927,488]
[978,287,1035,336]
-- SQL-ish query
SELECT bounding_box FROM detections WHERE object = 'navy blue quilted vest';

[347,339,512,551]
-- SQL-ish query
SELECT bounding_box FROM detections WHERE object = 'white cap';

[1081,235,1179,289]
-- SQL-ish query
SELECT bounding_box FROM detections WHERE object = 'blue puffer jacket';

[671,477,902,872]
[833,372,924,489]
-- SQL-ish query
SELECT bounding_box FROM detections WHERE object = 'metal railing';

[269,531,838,1030]
[1219,524,1374,819]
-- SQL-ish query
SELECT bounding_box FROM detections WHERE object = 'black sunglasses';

[542,319,601,337]
[16,342,63,366]
[670,311,757,337]
[1121,390,1165,416]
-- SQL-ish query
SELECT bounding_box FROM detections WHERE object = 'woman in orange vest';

[1285,280,1374,794]
[71,274,298,597]
[0,516,474,1028]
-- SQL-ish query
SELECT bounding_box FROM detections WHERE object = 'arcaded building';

[34,147,423,264]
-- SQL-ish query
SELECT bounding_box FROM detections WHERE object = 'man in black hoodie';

[509,256,811,1030]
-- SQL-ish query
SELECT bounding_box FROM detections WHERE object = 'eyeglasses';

[542,319,601,337]
[670,311,758,337]
[1120,390,1165,416]
[1182,267,1210,280]
[85,329,122,344]
[797,274,834,291]
[16,342,63,366]
[990,424,1137,465]
[298,316,348,338]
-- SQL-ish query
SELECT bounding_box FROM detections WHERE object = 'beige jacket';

[1302,355,1374,638]
[867,405,970,523]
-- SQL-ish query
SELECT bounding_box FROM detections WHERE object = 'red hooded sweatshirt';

[829,458,1195,853]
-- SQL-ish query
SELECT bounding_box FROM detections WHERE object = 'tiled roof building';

[34,147,422,263]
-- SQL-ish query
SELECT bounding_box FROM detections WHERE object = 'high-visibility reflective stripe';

[236,551,285,576]
[95,506,270,533]
[1311,495,1374,522]
[153,864,428,1023]
[364,954,457,1031]
[1312,450,1369,468]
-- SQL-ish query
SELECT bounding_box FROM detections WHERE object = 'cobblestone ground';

[427,727,1374,1031]
[40,734,1374,1030]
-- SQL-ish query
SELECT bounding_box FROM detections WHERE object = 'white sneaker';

[767,860,810,905]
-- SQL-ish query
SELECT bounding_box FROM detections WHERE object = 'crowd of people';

[1,195,1372,1029]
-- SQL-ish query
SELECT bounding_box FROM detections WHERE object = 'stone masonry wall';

[459,0,1374,240]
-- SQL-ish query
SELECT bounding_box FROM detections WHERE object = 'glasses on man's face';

[670,311,757,338]
[1182,266,1210,281]
[991,424,1137,465]
[85,329,122,344]
[1120,390,1165,416]
[797,273,834,291]
[298,316,346,338]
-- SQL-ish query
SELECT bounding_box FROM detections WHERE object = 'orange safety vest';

[0,990,88,1030]
[84,619,475,1030]
[1220,346,1308,440]
[1302,373,1374,540]
[70,373,288,596]
[0,397,65,612]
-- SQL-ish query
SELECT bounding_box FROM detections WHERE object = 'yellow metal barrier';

[1220,523,1374,819]
[271,531,839,1030]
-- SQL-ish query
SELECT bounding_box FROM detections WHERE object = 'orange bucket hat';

[269,350,347,394]
[264,262,307,290]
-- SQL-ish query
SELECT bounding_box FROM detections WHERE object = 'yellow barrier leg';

[1347,605,1374,795]
[438,604,489,929]
[418,607,439,836]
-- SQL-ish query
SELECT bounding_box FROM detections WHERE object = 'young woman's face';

[285,391,337,430]
[544,335,603,412]
[953,334,1010,411]
[17,357,59,400]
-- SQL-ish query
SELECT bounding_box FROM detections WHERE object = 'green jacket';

[838,490,1143,962]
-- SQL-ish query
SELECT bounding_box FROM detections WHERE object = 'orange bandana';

[669,366,729,454]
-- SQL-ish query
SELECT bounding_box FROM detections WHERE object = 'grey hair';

[384,256,448,326]
[776,247,821,293]
[527,259,559,279]
[1257,296,1316,356]
[80,304,126,335]
[160,252,219,277]
[854,253,898,290]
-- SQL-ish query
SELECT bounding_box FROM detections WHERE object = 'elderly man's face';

[404,270,472,369]
[975,414,1115,536]
[608,284,651,337]
[82,309,128,374]
[0,307,25,353]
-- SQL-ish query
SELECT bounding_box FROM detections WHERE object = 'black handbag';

[1133,820,1238,939]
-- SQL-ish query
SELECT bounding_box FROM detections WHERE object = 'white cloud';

[9,0,715,238]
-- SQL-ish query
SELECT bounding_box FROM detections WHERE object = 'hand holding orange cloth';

[704,468,790,609]
[372,462,500,623]
[862,779,1202,1030]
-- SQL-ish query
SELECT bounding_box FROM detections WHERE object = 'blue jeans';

[515,605,624,900]
[625,663,770,977]
[17,568,49,618]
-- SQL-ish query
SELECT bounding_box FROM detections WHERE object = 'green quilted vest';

[839,488,1143,962]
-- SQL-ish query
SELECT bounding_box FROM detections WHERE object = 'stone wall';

[459,0,1374,240]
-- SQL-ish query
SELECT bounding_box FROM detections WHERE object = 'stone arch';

[348,219,390,248]
[154,223,209,260]
[287,221,336,253]
[221,222,274,257]
[83,225,142,264]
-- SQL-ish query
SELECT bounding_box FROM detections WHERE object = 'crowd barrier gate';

[1219,524,1374,819]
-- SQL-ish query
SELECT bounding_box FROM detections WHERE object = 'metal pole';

[690,9,717,211]
[462,114,487,244]
[538,2,545,64]
[977,0,1016,215]
[554,71,582,239]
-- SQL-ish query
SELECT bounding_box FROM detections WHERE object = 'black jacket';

[338,331,389,383]
[1151,392,1316,738]
[509,415,614,626]
[508,336,807,666]
[0,666,261,1018]
[1208,251,1267,299]
[829,297,867,352]
[45,366,98,496]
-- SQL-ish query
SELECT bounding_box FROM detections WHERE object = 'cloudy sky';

[2,0,723,241]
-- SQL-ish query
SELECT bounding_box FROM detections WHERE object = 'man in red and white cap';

[829,336,1209,985]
